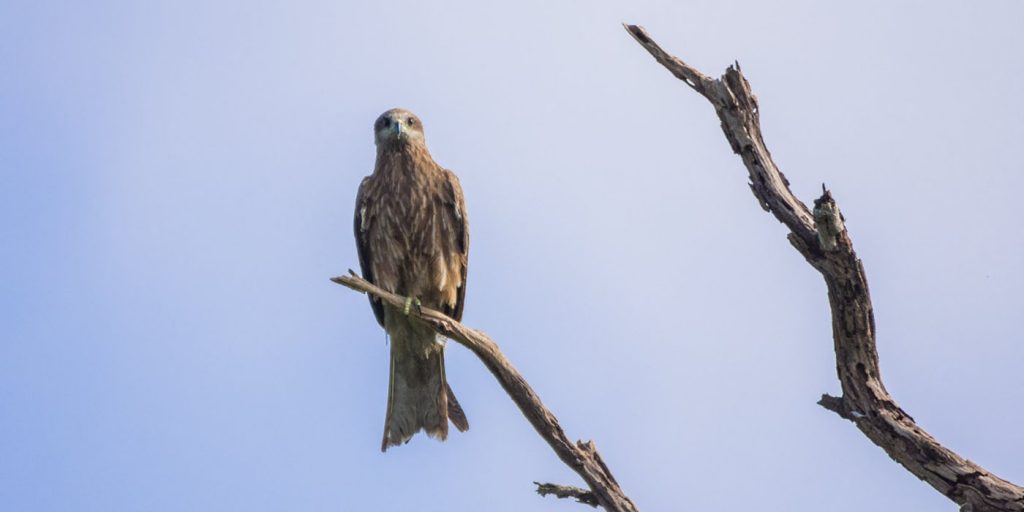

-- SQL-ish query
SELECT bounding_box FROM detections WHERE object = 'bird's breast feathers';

[360,169,463,307]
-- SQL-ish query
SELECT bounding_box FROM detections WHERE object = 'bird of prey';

[354,108,470,451]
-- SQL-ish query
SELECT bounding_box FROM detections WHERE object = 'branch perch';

[331,272,638,512]
[624,23,1024,512]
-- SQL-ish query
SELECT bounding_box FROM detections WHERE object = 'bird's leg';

[403,296,422,316]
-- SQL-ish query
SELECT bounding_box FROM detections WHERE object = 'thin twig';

[535,482,600,507]
[332,272,638,511]
[624,23,1024,512]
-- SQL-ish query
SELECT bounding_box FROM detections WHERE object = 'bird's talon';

[402,297,421,316]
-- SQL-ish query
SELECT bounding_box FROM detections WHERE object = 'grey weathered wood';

[624,22,1024,512]
[535,482,599,507]
[332,272,638,512]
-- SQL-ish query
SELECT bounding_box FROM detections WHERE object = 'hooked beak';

[391,120,403,138]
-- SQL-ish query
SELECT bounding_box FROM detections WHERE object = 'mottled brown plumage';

[354,108,469,451]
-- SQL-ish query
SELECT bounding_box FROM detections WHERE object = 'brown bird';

[354,108,470,451]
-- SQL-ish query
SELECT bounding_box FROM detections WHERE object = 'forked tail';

[381,333,469,451]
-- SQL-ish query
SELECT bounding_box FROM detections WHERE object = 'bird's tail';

[381,330,469,452]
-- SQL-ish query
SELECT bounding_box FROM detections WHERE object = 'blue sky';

[2,1,1022,510]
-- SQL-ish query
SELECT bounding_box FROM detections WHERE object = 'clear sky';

[2,1,1022,510]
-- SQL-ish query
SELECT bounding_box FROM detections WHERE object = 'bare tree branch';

[624,23,1024,512]
[331,272,638,511]
[535,482,600,507]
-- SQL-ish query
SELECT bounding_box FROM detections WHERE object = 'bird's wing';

[441,169,469,322]
[354,177,385,327]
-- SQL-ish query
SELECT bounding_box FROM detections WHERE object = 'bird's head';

[374,108,425,148]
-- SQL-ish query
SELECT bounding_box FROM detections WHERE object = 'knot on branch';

[817,393,867,423]
[812,186,846,252]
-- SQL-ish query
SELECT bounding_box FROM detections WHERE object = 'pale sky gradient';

[2,1,1022,511]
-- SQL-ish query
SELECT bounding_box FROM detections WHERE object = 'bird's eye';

[407,117,416,126]
[381,118,391,128]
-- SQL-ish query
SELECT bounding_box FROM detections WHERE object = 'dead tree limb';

[331,272,638,512]
[535,482,600,507]
[624,23,1024,512]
